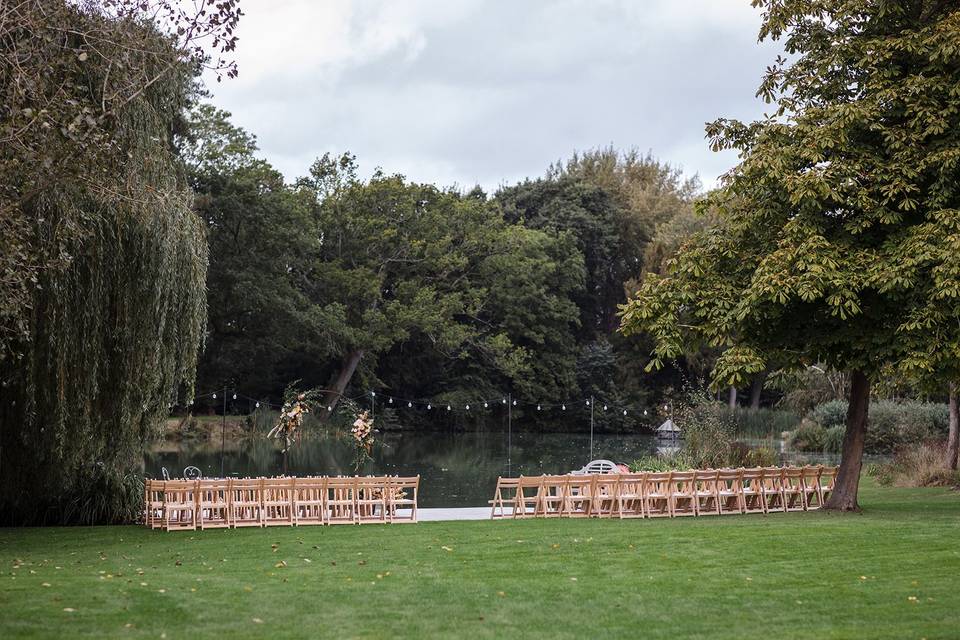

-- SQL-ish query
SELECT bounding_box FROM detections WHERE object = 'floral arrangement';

[351,410,375,472]
[267,384,321,452]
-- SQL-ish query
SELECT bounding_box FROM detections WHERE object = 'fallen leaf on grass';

[274,561,287,568]
[441,546,453,552]
[42,583,51,587]
[63,608,75,612]
[252,618,263,624]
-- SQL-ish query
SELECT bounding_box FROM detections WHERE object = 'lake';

[145,429,845,507]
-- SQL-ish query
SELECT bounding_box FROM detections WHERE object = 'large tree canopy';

[0,0,238,524]
[620,0,960,510]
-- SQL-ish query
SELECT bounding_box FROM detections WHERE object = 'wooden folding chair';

[197,478,230,529]
[326,476,357,524]
[516,476,544,518]
[693,469,721,516]
[489,477,520,519]
[591,475,620,518]
[561,475,594,518]
[354,476,387,524]
[163,480,197,531]
[229,478,264,527]
[782,467,806,512]
[819,465,839,505]
[539,475,567,518]
[145,479,166,529]
[642,472,672,517]
[740,468,766,514]
[800,465,823,510]
[388,475,419,523]
[615,473,645,519]
[760,467,786,513]
[261,477,295,526]
[295,476,327,525]
[669,471,697,517]
[716,468,744,515]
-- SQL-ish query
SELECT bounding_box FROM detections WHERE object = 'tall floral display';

[351,411,375,473]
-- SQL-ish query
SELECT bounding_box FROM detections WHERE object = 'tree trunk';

[749,370,768,410]
[317,349,364,423]
[824,370,870,511]
[946,382,959,471]
[728,386,737,409]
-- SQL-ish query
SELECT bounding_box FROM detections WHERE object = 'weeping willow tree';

[0,0,239,524]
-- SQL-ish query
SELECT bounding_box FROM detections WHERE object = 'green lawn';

[2,479,959,639]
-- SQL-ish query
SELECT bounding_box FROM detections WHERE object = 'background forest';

[187,105,723,429]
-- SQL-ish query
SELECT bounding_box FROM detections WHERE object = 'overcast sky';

[205,0,781,192]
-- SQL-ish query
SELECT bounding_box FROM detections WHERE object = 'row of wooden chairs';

[145,475,419,531]
[489,465,838,519]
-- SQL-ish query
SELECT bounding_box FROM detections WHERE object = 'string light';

[483,402,488,408]
[188,399,193,406]
[446,405,451,411]
[389,397,393,404]
[502,398,507,404]
[212,393,217,399]
[466,404,470,410]
[232,393,237,400]
[585,399,590,406]
[512,399,517,406]
[255,401,260,408]
[623,409,627,416]
[372,391,376,397]
[603,405,608,411]
[562,404,566,410]
[408,401,412,408]
[537,404,541,411]
[427,404,432,410]
[643,409,648,416]
[327,406,332,411]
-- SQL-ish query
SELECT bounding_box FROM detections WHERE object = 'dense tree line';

[186,107,710,429]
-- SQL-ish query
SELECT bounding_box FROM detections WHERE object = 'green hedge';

[800,400,950,454]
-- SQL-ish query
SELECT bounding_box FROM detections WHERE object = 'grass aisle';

[1,479,958,639]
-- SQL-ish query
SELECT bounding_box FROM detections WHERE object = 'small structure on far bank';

[656,418,681,439]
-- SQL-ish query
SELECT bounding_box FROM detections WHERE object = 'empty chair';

[760,467,786,513]
[145,479,166,529]
[355,476,388,524]
[163,480,197,531]
[740,468,766,514]
[782,467,806,512]
[539,475,567,518]
[591,475,621,518]
[615,473,645,519]
[326,476,357,524]
[562,475,594,518]
[516,476,544,518]
[489,477,521,519]
[716,468,744,515]
[572,459,619,475]
[229,478,264,527]
[295,477,327,525]
[387,475,419,523]
[262,477,295,526]
[819,465,839,505]
[642,472,672,517]
[197,478,230,529]
[669,471,697,517]
[800,466,823,510]
[693,469,721,516]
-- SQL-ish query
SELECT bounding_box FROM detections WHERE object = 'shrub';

[630,453,692,472]
[869,442,960,488]
[804,400,950,454]
[823,426,845,454]
[789,420,827,452]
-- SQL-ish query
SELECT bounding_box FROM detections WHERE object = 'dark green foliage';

[803,400,949,454]
[0,3,208,524]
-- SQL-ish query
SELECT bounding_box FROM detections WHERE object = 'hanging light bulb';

[537,404,541,410]
[623,409,627,416]
[585,399,590,406]
[212,393,217,399]
[603,405,608,411]
[232,393,237,400]
[502,398,507,404]
[255,402,260,408]
[427,404,432,410]
[372,391,376,397]
[188,399,194,406]
[562,404,566,410]
[408,401,412,408]
[446,405,451,411]
[466,404,470,410]
[512,399,517,406]
[483,402,488,408]
[389,397,393,404]
[643,409,648,416]
[327,406,332,411]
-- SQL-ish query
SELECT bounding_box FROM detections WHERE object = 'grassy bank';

[2,479,958,639]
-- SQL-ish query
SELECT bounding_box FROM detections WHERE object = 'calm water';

[146,430,850,507]
[146,430,665,507]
